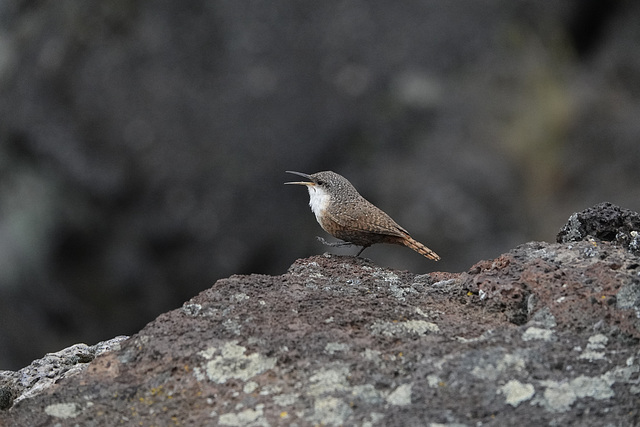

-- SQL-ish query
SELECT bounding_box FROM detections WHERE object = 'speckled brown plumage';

[286,170,440,261]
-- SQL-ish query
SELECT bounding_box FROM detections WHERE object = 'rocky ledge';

[1,202,639,426]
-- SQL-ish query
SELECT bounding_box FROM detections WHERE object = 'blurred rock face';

[1,1,639,369]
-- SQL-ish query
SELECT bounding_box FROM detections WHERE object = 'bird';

[285,170,440,260]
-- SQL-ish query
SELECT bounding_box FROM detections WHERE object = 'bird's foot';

[316,236,355,248]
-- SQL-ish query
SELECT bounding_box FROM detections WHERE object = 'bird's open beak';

[285,171,315,186]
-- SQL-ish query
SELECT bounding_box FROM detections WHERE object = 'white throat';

[306,185,330,224]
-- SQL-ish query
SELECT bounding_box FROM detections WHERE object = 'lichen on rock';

[2,204,640,426]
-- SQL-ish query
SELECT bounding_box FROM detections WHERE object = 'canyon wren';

[285,170,440,260]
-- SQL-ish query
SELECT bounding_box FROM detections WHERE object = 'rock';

[557,202,640,254]
[0,336,128,410]
[1,209,640,425]
[0,387,13,411]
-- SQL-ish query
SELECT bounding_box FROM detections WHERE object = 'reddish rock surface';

[1,205,640,426]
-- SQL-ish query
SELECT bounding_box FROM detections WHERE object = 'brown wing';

[325,199,408,238]
[324,197,441,261]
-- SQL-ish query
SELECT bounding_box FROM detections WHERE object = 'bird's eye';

[316,180,325,186]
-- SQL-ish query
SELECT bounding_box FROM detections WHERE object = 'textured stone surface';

[0,336,128,411]
[557,202,640,254]
[1,233,639,425]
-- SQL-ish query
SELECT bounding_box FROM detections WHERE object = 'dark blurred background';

[1,0,639,369]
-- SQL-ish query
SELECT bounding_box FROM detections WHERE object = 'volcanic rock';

[1,204,639,426]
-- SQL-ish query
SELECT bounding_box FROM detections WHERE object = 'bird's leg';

[316,236,355,248]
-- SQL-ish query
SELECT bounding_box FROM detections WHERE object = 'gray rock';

[0,336,128,409]
[1,231,639,425]
[557,202,640,255]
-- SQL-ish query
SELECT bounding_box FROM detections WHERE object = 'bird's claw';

[316,236,354,248]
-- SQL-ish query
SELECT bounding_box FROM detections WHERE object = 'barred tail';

[403,236,440,261]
